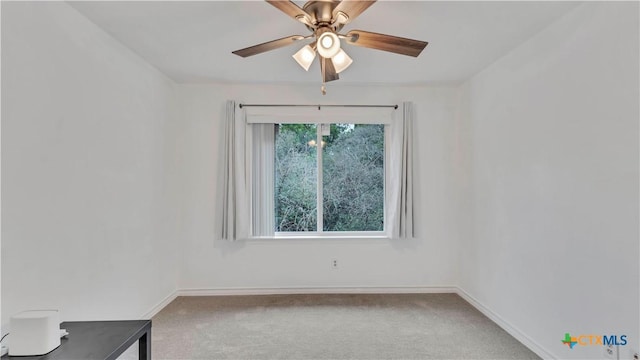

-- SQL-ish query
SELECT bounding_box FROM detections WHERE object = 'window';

[221,101,413,241]
[274,123,385,234]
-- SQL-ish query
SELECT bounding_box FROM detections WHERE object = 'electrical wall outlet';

[604,344,617,359]
[331,259,338,269]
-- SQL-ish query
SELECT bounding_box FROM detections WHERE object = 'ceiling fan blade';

[345,30,428,57]
[333,1,376,24]
[266,1,312,23]
[232,35,305,58]
[320,56,339,82]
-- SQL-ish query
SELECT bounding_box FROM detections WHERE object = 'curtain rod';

[238,103,398,110]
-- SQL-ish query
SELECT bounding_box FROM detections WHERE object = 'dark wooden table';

[2,320,151,360]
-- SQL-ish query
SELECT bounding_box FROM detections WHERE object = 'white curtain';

[251,124,275,237]
[221,101,275,240]
[387,101,415,239]
[221,100,249,241]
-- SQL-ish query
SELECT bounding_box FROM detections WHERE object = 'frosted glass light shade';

[331,49,353,73]
[292,45,316,71]
[317,32,340,58]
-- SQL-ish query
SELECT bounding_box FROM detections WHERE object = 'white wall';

[174,83,462,291]
[3,2,637,359]
[458,2,639,359]
[1,1,180,329]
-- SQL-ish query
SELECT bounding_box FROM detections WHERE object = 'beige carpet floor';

[119,293,540,360]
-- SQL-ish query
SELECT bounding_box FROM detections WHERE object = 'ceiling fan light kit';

[316,31,340,58]
[232,0,429,94]
[332,49,352,74]
[293,44,316,71]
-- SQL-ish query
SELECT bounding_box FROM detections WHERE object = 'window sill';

[247,234,391,241]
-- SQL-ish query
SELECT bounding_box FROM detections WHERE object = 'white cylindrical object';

[9,310,61,356]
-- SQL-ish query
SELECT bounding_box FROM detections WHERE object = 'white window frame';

[245,106,395,240]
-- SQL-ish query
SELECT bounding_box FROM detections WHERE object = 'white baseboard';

[177,286,457,296]
[455,287,556,360]
[141,290,179,319]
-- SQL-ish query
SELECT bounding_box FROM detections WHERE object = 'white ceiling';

[68,1,580,85]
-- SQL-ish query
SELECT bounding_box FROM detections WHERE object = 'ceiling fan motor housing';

[303,0,344,31]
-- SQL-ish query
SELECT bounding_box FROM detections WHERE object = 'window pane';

[274,124,317,231]
[322,124,384,231]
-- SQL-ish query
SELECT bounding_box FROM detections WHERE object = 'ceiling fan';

[232,0,428,94]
